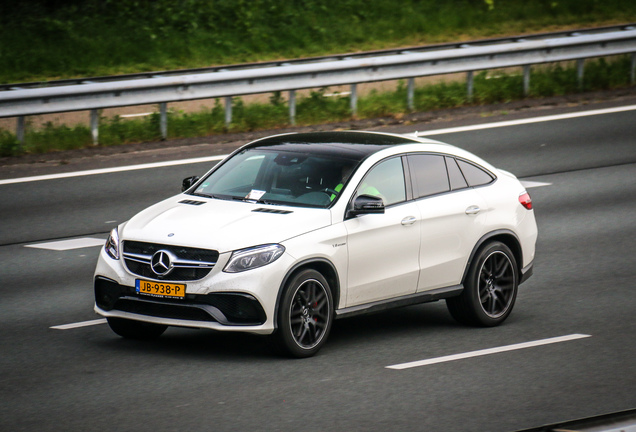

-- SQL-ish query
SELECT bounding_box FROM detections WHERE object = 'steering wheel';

[322,188,339,196]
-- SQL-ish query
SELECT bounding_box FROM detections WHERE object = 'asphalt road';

[0,102,635,431]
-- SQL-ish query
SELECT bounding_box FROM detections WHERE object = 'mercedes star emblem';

[150,250,176,276]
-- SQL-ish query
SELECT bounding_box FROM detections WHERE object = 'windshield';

[192,148,359,208]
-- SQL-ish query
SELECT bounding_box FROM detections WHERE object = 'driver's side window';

[354,157,406,206]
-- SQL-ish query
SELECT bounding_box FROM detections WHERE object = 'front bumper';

[520,261,534,284]
[95,276,267,326]
[94,244,294,335]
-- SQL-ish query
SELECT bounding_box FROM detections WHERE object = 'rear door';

[408,154,490,291]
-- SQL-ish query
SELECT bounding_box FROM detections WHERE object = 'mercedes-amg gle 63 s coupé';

[94,131,537,357]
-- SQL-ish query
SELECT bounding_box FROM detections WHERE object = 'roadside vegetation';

[1,0,635,156]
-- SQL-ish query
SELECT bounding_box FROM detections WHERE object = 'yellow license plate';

[136,280,186,299]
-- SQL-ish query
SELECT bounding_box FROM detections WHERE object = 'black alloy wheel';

[447,241,519,326]
[275,269,333,358]
[478,250,516,319]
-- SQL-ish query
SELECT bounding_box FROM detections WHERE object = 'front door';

[344,157,421,306]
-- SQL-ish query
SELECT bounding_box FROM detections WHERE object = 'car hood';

[120,195,332,253]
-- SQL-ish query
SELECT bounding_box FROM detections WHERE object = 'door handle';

[465,205,481,215]
[401,216,417,226]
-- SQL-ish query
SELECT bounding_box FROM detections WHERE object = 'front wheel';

[274,269,334,358]
[107,317,167,340]
[447,241,519,327]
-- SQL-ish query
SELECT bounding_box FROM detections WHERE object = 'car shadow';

[329,302,459,345]
[92,302,461,361]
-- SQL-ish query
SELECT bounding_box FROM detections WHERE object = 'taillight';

[519,191,533,210]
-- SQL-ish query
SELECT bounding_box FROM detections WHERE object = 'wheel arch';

[273,258,341,330]
[462,230,523,284]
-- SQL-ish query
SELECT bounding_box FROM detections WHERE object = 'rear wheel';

[447,241,519,326]
[107,317,167,340]
[274,269,333,358]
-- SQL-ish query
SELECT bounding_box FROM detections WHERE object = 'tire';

[107,317,167,340]
[274,269,334,358]
[447,241,519,327]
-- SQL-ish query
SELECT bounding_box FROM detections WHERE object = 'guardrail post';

[90,109,99,145]
[350,84,358,115]
[523,65,531,96]
[631,53,636,84]
[16,116,25,151]
[224,96,232,126]
[577,59,585,90]
[407,78,415,111]
[289,90,296,125]
[466,71,474,102]
[159,103,168,140]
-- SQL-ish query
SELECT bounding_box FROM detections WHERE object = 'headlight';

[224,244,285,273]
[105,228,120,260]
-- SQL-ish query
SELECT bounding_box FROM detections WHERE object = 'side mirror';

[347,194,385,218]
[181,176,200,192]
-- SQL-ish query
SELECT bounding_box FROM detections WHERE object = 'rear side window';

[408,154,450,198]
[457,159,494,187]
[445,157,468,190]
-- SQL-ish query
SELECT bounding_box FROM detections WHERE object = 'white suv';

[94,131,537,357]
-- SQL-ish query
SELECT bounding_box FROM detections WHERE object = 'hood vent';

[252,208,293,215]
[179,199,206,206]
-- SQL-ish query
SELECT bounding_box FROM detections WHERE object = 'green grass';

[1,0,635,83]
[1,56,632,157]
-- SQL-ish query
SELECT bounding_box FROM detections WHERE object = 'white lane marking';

[51,318,107,330]
[0,154,227,186]
[417,104,636,136]
[2,104,635,187]
[25,237,105,251]
[520,180,552,188]
[386,334,591,370]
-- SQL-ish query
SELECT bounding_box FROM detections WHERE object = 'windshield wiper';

[191,192,234,201]
[230,196,286,206]
[257,199,284,206]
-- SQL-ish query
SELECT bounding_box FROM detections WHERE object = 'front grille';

[123,241,219,281]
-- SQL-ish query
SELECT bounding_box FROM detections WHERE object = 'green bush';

[100,115,162,146]
[23,122,92,154]
[0,129,20,157]
[297,89,351,124]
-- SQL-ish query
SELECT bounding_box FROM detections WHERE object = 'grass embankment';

[1,0,635,156]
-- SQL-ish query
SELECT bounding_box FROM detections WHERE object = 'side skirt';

[335,285,463,320]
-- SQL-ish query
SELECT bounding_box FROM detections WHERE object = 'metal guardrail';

[1,25,635,144]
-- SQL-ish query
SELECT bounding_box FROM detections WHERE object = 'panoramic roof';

[245,131,420,160]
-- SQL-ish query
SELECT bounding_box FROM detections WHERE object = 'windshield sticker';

[246,190,266,201]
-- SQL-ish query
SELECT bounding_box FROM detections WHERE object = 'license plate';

[136,280,186,299]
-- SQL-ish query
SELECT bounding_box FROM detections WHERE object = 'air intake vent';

[252,208,293,214]
[179,199,206,206]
